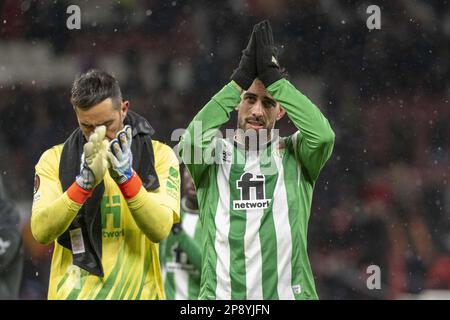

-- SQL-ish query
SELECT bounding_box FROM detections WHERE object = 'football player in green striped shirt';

[160,169,202,299]
[179,20,335,299]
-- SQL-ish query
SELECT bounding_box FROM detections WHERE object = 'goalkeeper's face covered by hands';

[236,79,285,135]
[75,98,129,142]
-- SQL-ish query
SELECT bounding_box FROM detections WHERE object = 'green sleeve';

[268,79,335,182]
[178,82,241,185]
[178,231,202,271]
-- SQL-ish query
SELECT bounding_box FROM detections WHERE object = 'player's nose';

[251,100,264,117]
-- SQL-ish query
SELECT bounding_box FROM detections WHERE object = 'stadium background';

[0,0,449,299]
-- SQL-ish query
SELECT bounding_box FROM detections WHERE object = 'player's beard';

[236,116,275,150]
[238,115,265,130]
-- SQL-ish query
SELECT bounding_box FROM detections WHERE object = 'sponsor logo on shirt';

[166,262,199,274]
[233,172,271,210]
[167,244,199,275]
[101,195,124,238]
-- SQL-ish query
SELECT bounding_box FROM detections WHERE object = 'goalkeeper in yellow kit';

[31,69,180,299]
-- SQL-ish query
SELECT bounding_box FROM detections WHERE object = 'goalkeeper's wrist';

[67,182,93,204]
[118,171,142,199]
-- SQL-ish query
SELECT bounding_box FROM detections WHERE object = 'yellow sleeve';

[152,141,181,223]
[31,146,82,245]
[124,142,180,243]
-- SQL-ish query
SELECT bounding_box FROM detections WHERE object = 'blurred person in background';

[0,176,23,299]
[160,168,202,300]
[19,222,53,299]
[31,70,180,299]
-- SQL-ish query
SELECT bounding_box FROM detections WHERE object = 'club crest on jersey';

[233,172,270,210]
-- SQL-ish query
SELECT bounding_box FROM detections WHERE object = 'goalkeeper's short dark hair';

[71,69,122,110]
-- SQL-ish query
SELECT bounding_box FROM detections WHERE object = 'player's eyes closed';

[82,124,94,130]
[82,121,114,130]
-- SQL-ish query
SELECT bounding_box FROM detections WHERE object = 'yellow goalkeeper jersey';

[34,140,180,300]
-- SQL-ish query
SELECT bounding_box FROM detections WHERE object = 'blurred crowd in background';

[0,0,449,299]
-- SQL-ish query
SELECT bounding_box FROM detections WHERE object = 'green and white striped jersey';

[161,198,202,300]
[179,79,334,300]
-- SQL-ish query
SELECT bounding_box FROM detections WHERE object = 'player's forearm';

[31,186,84,245]
[126,187,173,243]
[268,78,335,148]
[179,81,241,181]
[119,173,173,242]
[179,81,241,153]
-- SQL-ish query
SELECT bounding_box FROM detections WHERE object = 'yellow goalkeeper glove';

[76,125,109,190]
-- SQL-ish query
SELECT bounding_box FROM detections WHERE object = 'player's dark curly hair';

[71,69,122,110]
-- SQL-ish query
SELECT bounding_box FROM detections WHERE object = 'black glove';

[255,20,283,87]
[230,24,257,90]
